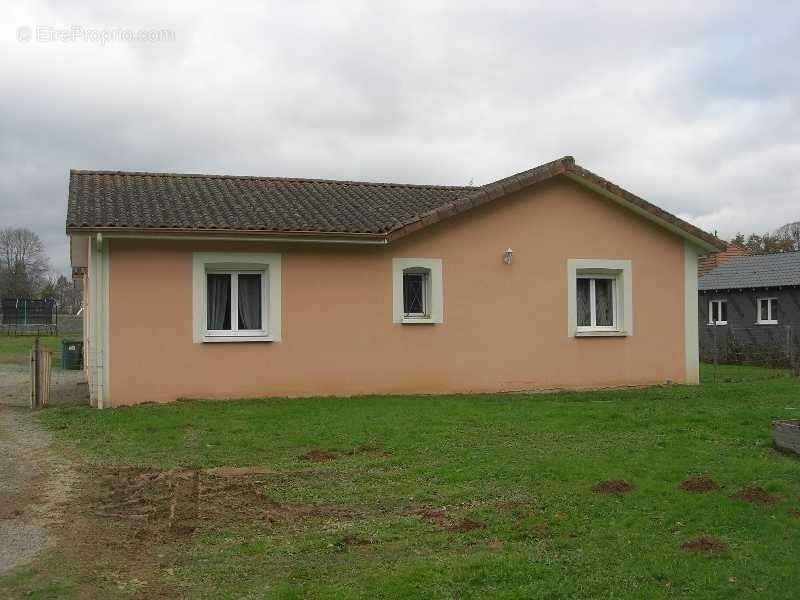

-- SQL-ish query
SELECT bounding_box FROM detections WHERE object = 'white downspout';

[93,233,108,408]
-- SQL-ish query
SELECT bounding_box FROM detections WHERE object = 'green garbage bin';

[61,340,83,370]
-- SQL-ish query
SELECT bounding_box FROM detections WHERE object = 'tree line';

[730,221,800,254]
[0,227,81,314]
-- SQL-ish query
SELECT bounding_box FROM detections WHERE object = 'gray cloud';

[1,1,799,275]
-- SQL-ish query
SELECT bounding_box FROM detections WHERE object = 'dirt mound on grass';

[731,487,779,504]
[301,450,338,461]
[87,465,355,541]
[592,480,634,494]
[679,476,721,493]
[681,535,728,553]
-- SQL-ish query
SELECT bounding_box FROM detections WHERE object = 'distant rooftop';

[698,252,800,290]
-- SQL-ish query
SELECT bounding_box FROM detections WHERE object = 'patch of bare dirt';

[301,450,338,462]
[447,519,486,532]
[87,465,356,538]
[592,480,634,495]
[0,493,24,520]
[346,445,389,457]
[405,506,485,532]
[407,506,448,526]
[788,509,800,518]
[681,535,729,553]
[333,535,371,551]
[731,487,779,504]
[203,466,273,477]
[679,476,721,493]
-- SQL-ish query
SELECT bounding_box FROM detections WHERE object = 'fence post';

[712,325,719,383]
[30,336,39,408]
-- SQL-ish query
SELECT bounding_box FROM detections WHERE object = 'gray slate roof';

[699,252,800,290]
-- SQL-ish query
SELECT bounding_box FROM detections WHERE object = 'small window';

[206,270,266,336]
[392,258,443,324]
[708,299,727,325]
[403,269,430,318]
[757,297,778,324]
[576,275,618,330]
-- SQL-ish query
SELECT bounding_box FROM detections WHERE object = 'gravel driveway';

[0,361,83,576]
[0,405,78,575]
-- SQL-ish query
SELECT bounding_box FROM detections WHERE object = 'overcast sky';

[2,1,799,275]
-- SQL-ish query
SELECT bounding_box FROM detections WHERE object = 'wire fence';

[0,298,58,335]
[701,324,800,381]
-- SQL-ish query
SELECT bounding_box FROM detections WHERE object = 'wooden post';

[30,337,39,408]
[39,351,51,407]
[29,337,52,408]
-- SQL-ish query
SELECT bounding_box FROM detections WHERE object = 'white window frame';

[204,270,267,338]
[392,258,443,324]
[567,259,632,337]
[402,268,430,318]
[576,274,619,332]
[757,297,778,325]
[192,252,281,343]
[707,299,727,325]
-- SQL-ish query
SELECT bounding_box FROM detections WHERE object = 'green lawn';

[0,335,65,363]
[10,365,800,598]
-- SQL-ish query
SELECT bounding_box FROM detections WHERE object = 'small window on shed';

[708,299,727,325]
[757,297,778,324]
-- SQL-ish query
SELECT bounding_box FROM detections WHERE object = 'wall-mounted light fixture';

[503,248,513,265]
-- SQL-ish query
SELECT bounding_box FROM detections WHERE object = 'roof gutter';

[65,227,389,245]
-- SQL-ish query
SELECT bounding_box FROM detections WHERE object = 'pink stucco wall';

[106,177,687,406]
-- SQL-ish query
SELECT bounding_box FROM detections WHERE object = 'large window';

[192,252,282,343]
[567,259,632,337]
[708,299,727,325]
[757,297,778,325]
[392,258,443,324]
[206,271,264,335]
[576,275,617,330]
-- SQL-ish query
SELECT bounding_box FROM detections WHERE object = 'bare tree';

[0,227,50,298]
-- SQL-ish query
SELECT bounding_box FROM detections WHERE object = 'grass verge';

[3,365,799,598]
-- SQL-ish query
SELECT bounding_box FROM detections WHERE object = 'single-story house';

[698,251,800,365]
[67,156,722,408]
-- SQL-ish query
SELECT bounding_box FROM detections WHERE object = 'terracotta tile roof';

[66,156,723,250]
[67,171,473,237]
[698,243,751,277]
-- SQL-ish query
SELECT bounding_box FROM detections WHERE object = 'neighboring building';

[698,252,800,365]
[66,156,722,408]
[697,243,751,277]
